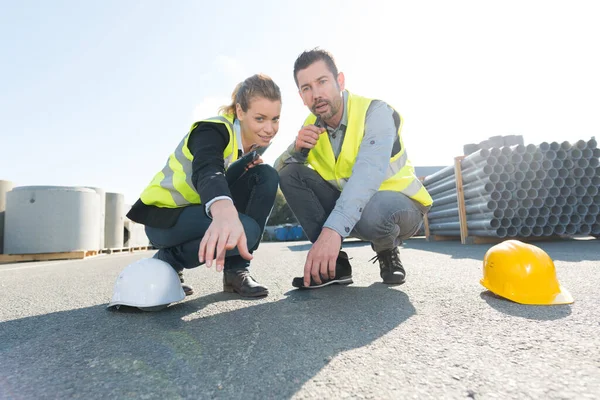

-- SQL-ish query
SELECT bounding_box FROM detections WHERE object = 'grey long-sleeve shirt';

[274,90,400,238]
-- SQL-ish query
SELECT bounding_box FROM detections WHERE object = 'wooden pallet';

[0,250,99,263]
[101,246,155,254]
[101,247,129,254]
[129,246,154,252]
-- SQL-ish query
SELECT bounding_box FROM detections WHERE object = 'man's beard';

[311,99,340,120]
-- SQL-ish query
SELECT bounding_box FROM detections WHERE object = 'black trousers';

[146,165,279,271]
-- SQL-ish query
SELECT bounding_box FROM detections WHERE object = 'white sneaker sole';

[300,276,353,289]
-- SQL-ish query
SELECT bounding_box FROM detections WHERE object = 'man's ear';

[337,72,345,91]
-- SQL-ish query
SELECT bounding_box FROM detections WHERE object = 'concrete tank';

[105,192,125,249]
[0,180,15,254]
[124,219,150,247]
[4,186,100,254]
[85,187,106,250]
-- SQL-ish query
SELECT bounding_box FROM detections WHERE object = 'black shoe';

[177,271,194,296]
[292,251,354,289]
[370,247,406,285]
[223,269,269,297]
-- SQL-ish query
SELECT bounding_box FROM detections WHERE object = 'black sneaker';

[370,247,406,285]
[177,271,194,296]
[292,251,353,289]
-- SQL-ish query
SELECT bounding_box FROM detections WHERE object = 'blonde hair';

[219,73,281,117]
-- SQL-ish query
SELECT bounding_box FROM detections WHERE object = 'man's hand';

[199,200,252,272]
[295,125,325,153]
[304,228,342,287]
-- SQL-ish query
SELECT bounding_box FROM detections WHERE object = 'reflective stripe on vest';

[155,135,196,206]
[304,91,433,207]
[140,114,238,208]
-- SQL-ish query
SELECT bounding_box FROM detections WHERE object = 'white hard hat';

[107,258,185,311]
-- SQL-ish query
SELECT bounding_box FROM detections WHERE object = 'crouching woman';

[127,74,282,297]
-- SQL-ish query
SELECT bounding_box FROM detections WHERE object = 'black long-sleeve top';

[127,122,235,228]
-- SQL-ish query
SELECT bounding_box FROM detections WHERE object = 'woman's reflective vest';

[304,91,433,207]
[140,114,239,208]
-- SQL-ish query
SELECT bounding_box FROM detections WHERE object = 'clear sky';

[1,0,599,204]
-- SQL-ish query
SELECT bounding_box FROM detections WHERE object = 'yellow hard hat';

[480,240,573,305]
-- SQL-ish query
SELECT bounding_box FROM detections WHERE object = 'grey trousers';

[278,163,429,253]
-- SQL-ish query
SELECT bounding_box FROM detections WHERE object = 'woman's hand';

[198,200,253,272]
[246,155,263,169]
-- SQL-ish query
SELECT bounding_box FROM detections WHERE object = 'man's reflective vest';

[304,91,432,207]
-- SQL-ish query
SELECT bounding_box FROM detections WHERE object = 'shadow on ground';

[404,237,600,263]
[479,291,572,321]
[0,285,414,399]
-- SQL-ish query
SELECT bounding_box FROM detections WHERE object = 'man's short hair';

[293,48,339,88]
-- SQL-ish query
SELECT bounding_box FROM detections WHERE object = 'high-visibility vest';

[140,114,239,208]
[304,91,433,207]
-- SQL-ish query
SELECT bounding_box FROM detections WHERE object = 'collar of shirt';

[234,119,244,157]
[325,90,349,139]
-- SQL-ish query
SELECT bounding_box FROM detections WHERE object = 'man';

[274,48,433,289]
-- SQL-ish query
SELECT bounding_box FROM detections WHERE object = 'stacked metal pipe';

[423,138,600,238]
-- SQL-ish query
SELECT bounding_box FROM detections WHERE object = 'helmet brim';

[549,285,574,305]
[480,279,574,305]
[107,301,173,311]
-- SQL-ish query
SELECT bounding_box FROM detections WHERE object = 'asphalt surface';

[1,237,599,399]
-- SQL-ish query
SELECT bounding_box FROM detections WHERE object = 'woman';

[127,73,281,298]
